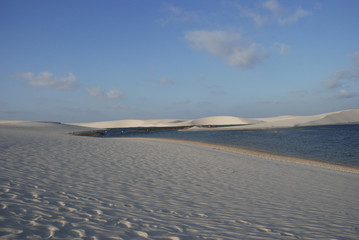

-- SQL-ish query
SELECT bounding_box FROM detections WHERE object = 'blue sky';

[1,0,358,122]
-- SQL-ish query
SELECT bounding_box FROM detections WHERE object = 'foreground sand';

[1,122,359,239]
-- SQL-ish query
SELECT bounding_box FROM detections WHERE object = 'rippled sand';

[1,122,359,239]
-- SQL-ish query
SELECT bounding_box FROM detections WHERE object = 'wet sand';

[140,137,359,174]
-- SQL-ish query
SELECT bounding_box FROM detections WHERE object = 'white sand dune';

[189,116,260,126]
[70,109,359,130]
[0,120,26,124]
[193,109,359,130]
[302,109,359,126]
[244,109,359,129]
[74,119,193,129]
[1,121,359,239]
[75,119,146,128]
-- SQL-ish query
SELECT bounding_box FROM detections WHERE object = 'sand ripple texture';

[1,122,359,239]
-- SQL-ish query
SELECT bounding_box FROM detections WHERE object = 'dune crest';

[73,120,145,128]
[190,116,258,126]
[302,109,359,126]
[243,109,359,129]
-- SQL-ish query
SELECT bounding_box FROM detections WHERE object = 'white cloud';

[324,52,359,100]
[263,0,282,15]
[185,30,241,56]
[86,87,124,99]
[277,6,311,25]
[325,70,351,89]
[159,4,198,25]
[325,79,342,89]
[86,87,103,98]
[238,0,311,26]
[106,88,124,99]
[184,30,268,70]
[18,72,76,90]
[337,89,357,99]
[325,51,359,89]
[237,5,268,27]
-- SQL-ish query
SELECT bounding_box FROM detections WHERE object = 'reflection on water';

[105,124,359,168]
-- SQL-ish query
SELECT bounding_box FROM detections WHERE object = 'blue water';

[104,124,359,168]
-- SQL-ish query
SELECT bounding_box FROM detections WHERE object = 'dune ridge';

[70,109,359,129]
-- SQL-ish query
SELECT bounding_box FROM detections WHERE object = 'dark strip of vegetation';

[71,124,252,137]
[120,126,192,132]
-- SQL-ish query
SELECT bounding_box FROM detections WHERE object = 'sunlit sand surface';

[1,121,359,239]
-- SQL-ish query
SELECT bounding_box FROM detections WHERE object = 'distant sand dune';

[302,109,359,126]
[70,109,359,129]
[0,121,25,124]
[239,109,359,129]
[73,119,145,128]
[190,116,260,126]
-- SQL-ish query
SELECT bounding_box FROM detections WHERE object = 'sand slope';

[74,119,193,129]
[190,116,260,126]
[244,109,359,129]
[302,109,359,126]
[1,122,359,239]
[70,109,359,130]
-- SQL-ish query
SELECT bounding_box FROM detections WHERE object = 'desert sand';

[1,120,359,239]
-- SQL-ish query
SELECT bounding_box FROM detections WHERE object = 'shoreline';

[132,137,359,174]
